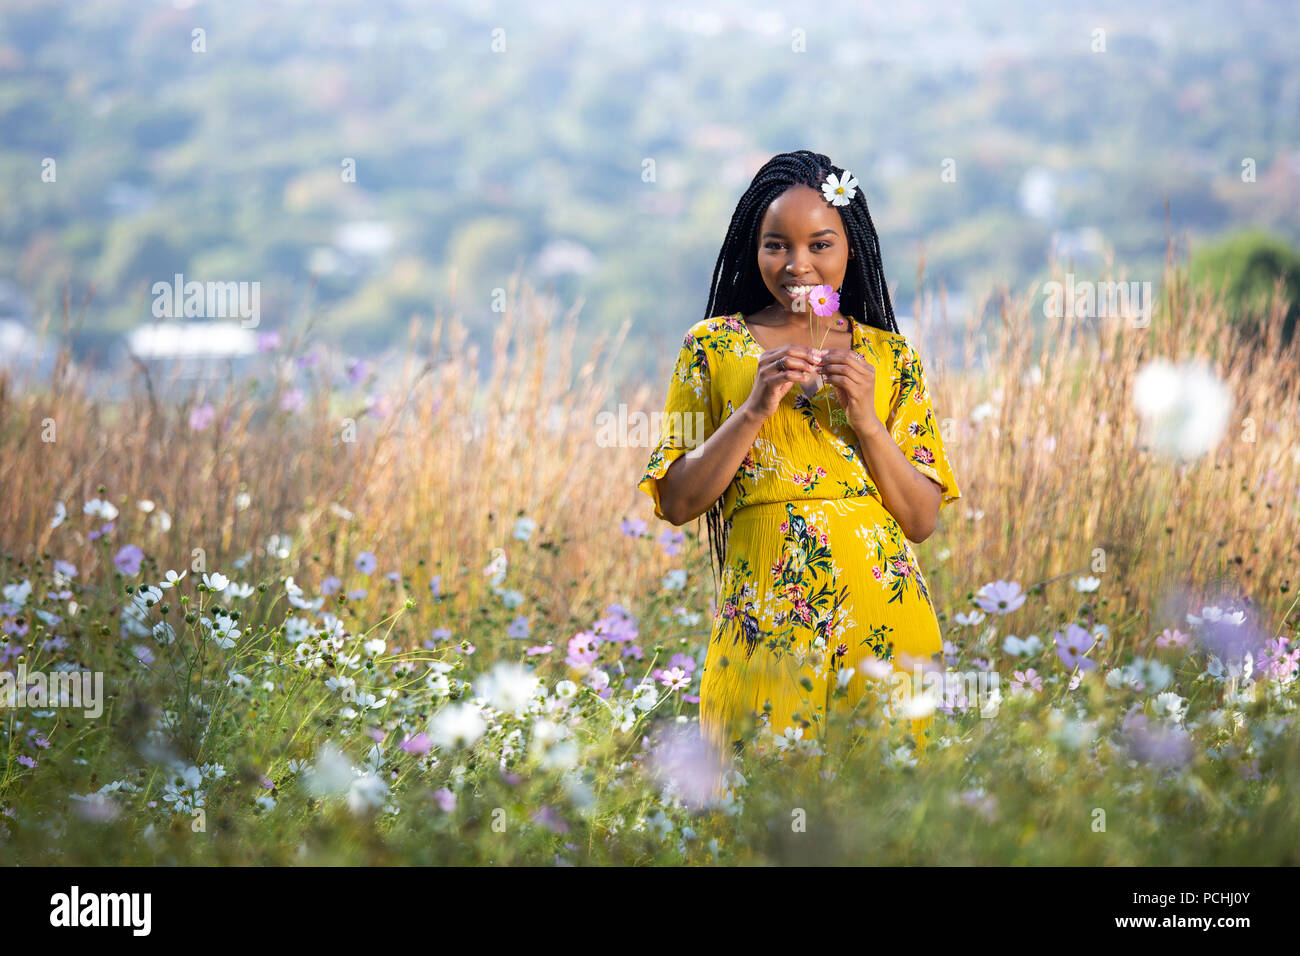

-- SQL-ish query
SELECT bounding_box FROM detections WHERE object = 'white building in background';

[0,280,56,381]
[120,320,261,389]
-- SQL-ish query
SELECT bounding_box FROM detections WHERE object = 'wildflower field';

[1,260,1298,866]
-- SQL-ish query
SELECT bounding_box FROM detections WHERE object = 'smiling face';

[755,184,851,312]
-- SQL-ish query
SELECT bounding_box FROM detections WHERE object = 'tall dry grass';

[1,248,1297,653]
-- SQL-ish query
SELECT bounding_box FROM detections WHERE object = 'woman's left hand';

[817,348,883,437]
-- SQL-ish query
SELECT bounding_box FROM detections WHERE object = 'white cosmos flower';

[476,661,542,716]
[83,498,119,520]
[1132,359,1231,460]
[51,500,67,528]
[428,701,487,749]
[821,170,859,206]
[662,569,687,591]
[304,742,356,797]
[159,569,186,589]
[1153,691,1187,722]
[203,572,229,592]
[347,773,389,815]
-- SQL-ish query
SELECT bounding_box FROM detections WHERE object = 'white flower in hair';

[821,170,859,206]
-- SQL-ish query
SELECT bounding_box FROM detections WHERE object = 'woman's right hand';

[743,345,824,420]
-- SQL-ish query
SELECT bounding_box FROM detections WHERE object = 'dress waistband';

[729,497,876,524]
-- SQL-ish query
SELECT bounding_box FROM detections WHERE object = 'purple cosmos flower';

[320,575,342,595]
[507,615,530,640]
[257,331,281,352]
[1258,637,1300,684]
[591,604,637,644]
[346,357,370,385]
[53,560,77,580]
[346,588,367,600]
[400,732,432,754]
[1121,706,1194,769]
[621,516,648,538]
[646,723,727,810]
[423,626,452,650]
[525,644,554,656]
[1010,667,1042,692]
[532,805,569,834]
[974,580,1027,614]
[385,571,400,583]
[17,755,36,768]
[430,574,442,598]
[1189,608,1265,669]
[189,402,216,431]
[280,388,306,414]
[355,551,377,575]
[1054,623,1098,671]
[566,631,599,668]
[1155,628,1190,649]
[668,652,696,673]
[113,544,144,576]
[432,788,457,813]
[659,527,684,557]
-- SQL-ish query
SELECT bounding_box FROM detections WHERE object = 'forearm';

[855,420,942,542]
[656,402,767,525]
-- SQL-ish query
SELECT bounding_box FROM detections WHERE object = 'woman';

[637,150,961,795]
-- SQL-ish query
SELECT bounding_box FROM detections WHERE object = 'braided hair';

[699,149,899,593]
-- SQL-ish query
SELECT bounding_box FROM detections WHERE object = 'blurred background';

[1,0,1298,388]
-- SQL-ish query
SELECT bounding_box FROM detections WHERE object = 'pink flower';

[1155,628,1190,649]
[189,403,215,431]
[400,732,432,754]
[809,284,840,317]
[280,388,306,414]
[1010,667,1042,692]
[566,631,599,668]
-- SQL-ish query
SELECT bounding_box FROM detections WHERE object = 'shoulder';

[860,325,915,375]
[684,313,745,348]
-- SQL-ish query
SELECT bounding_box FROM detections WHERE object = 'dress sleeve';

[637,328,716,523]
[887,340,961,511]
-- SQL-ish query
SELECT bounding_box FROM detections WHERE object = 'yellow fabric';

[636,312,962,795]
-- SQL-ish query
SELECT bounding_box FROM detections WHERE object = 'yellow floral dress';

[637,312,961,788]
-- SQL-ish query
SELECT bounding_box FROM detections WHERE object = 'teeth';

[784,285,816,294]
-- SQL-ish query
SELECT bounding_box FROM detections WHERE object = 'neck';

[759,301,848,329]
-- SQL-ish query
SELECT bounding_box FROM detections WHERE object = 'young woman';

[637,149,961,794]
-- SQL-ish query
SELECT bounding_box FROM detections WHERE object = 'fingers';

[773,345,822,363]
[818,360,873,376]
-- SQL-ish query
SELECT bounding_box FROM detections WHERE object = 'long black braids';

[698,149,900,594]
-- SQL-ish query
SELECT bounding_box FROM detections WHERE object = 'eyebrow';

[761,229,840,239]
